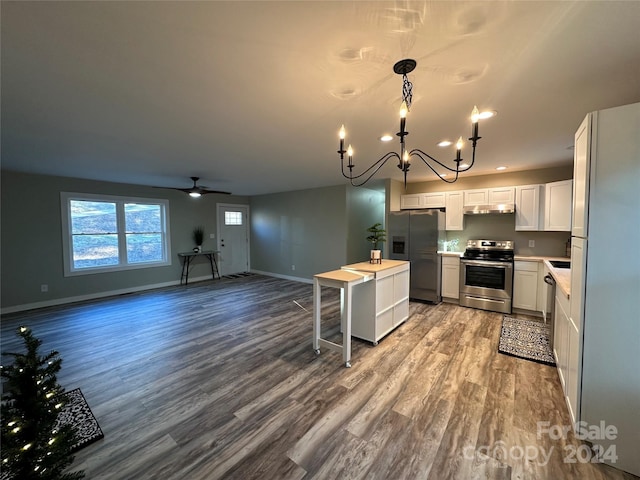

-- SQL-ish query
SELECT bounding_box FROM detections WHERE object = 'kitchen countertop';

[543,260,571,298]
[437,252,572,297]
[341,259,410,273]
[438,251,463,256]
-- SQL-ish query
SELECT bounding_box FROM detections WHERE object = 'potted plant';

[192,226,204,253]
[366,223,386,263]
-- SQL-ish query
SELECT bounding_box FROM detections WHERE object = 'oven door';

[459,259,513,313]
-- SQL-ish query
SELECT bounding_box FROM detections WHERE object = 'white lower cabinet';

[553,288,579,424]
[349,263,410,344]
[513,261,539,311]
[441,256,460,300]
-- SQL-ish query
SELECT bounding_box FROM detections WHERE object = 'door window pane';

[225,211,243,226]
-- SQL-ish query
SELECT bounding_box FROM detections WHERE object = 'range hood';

[463,204,515,215]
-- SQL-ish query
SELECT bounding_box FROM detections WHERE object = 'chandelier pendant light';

[337,59,487,187]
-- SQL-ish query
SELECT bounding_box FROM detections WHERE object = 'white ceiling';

[2,1,639,196]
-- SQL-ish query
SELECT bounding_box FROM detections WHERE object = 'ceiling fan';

[157,177,231,197]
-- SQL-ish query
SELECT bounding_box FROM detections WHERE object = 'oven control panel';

[466,239,513,250]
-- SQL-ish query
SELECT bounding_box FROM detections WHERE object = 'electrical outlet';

[291,265,296,271]
[209,233,215,239]
[40,284,48,293]
[529,240,535,248]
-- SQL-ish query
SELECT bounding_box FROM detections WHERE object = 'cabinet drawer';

[514,260,539,272]
[376,308,394,338]
[442,256,460,266]
[376,275,395,311]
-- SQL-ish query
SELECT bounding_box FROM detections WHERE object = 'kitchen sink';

[549,260,571,269]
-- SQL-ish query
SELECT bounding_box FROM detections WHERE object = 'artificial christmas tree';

[1,326,84,480]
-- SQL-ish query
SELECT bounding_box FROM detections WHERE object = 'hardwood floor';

[1,275,636,480]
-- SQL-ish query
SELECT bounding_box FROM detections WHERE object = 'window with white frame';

[61,193,171,276]
[224,211,243,226]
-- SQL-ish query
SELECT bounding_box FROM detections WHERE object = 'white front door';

[217,204,250,276]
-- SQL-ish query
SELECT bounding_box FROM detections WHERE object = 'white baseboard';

[0,275,214,315]
[250,269,312,284]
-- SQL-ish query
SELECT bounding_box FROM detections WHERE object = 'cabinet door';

[515,185,542,231]
[445,192,464,230]
[441,257,460,299]
[572,114,591,237]
[569,238,586,333]
[554,295,568,389]
[566,316,581,424]
[488,187,515,204]
[400,194,423,209]
[513,261,539,311]
[538,263,550,315]
[544,180,573,231]
[423,192,446,208]
[463,189,488,206]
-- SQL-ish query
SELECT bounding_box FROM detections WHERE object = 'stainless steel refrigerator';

[388,209,445,303]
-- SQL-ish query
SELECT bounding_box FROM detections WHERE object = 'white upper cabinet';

[463,187,514,206]
[445,191,464,230]
[400,192,446,209]
[543,180,573,231]
[423,192,446,208]
[400,194,423,209]
[463,188,488,206]
[572,114,591,237]
[488,187,515,204]
[515,184,543,231]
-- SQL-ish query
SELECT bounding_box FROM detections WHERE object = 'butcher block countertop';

[341,259,410,273]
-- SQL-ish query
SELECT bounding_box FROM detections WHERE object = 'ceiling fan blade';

[152,177,232,195]
[199,189,231,195]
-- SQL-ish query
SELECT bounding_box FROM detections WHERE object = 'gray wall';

[346,185,386,264]
[249,185,350,280]
[1,170,249,311]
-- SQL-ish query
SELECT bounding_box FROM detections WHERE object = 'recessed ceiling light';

[496,166,507,171]
[380,134,393,142]
[440,173,447,177]
[459,163,469,169]
[437,140,452,147]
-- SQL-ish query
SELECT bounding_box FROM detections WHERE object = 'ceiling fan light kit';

[337,58,493,187]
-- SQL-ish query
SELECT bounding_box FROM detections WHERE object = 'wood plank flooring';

[1,275,637,480]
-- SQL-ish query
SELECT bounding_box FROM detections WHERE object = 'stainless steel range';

[459,239,514,314]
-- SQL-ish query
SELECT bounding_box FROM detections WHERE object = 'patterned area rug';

[0,389,103,480]
[55,388,104,452]
[498,316,556,366]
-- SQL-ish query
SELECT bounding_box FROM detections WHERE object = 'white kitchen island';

[313,260,410,367]
[341,260,410,344]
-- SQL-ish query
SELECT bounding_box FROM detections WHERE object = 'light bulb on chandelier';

[337,59,494,187]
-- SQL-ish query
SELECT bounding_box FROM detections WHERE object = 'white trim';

[60,192,172,276]
[250,269,312,284]
[216,203,251,275]
[0,275,214,315]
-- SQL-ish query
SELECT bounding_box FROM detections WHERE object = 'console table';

[177,250,220,285]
